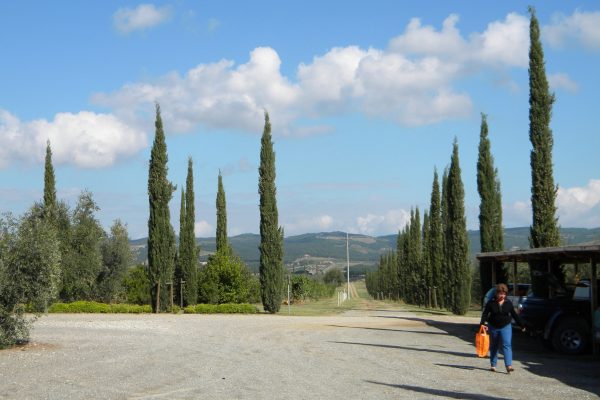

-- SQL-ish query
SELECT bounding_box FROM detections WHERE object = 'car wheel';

[551,318,589,355]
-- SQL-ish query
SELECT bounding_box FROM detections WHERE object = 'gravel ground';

[1,310,598,399]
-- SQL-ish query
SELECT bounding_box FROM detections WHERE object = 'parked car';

[517,279,599,355]
[482,283,531,310]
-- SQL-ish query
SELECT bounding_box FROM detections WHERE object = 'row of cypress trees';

[366,7,561,314]
[366,139,472,315]
[147,106,285,313]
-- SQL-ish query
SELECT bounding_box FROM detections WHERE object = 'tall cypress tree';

[528,7,562,295]
[182,157,198,305]
[147,104,176,313]
[446,139,471,315]
[175,188,185,306]
[216,171,228,253]
[528,6,560,249]
[422,211,431,307]
[428,169,444,308]
[476,113,506,300]
[258,112,284,313]
[43,140,57,223]
[440,167,450,308]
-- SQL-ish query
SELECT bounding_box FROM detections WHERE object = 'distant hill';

[131,227,600,271]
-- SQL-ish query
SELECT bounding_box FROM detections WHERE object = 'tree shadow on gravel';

[372,315,600,397]
[331,341,473,358]
[365,381,512,400]
[327,324,448,335]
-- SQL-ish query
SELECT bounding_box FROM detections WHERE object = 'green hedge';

[48,301,152,314]
[183,303,258,314]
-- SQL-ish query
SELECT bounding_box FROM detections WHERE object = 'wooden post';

[491,259,497,285]
[591,258,598,357]
[155,282,161,313]
[548,259,554,298]
[513,259,518,299]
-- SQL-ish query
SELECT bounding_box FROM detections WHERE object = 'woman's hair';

[495,283,508,297]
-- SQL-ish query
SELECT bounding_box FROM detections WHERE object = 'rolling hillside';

[131,227,600,271]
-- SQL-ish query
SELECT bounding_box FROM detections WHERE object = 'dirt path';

[1,310,598,399]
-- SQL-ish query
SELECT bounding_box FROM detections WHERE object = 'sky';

[1,1,599,240]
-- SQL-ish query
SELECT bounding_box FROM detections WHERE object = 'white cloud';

[388,12,529,68]
[354,209,410,236]
[557,179,600,227]
[283,215,334,236]
[502,200,532,228]
[113,4,171,34]
[195,220,214,237]
[548,73,579,93]
[545,10,600,51]
[221,158,254,176]
[93,12,530,137]
[0,109,147,168]
[93,47,301,135]
[207,18,220,32]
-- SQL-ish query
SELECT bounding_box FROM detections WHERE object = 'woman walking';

[480,283,526,373]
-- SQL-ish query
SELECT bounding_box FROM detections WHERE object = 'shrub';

[290,274,336,303]
[198,251,254,304]
[183,303,258,314]
[48,301,152,313]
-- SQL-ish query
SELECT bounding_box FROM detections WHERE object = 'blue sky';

[1,1,599,239]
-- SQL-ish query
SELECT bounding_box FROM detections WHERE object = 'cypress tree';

[258,112,284,313]
[528,7,562,295]
[175,188,185,306]
[440,167,450,308]
[147,104,176,313]
[43,140,57,223]
[446,139,471,315]
[182,157,198,305]
[216,171,228,253]
[422,211,431,307]
[528,6,560,250]
[476,113,506,300]
[428,169,443,308]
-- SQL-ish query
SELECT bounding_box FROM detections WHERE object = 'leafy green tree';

[323,268,344,287]
[97,219,132,302]
[198,251,250,304]
[122,265,151,305]
[258,112,284,313]
[216,171,228,253]
[428,169,444,308]
[60,191,104,301]
[476,113,506,301]
[445,139,471,315]
[1,207,60,347]
[147,104,176,312]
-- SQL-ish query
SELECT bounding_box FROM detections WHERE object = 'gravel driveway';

[1,309,598,399]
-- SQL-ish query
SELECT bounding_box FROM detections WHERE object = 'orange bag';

[475,325,489,357]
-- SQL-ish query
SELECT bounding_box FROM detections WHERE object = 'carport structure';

[476,244,599,356]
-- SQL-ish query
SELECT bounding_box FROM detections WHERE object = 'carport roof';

[476,244,600,263]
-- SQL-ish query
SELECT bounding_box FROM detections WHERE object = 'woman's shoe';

[506,366,514,373]
[490,367,496,372]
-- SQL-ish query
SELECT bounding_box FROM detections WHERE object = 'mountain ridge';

[131,227,600,271]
